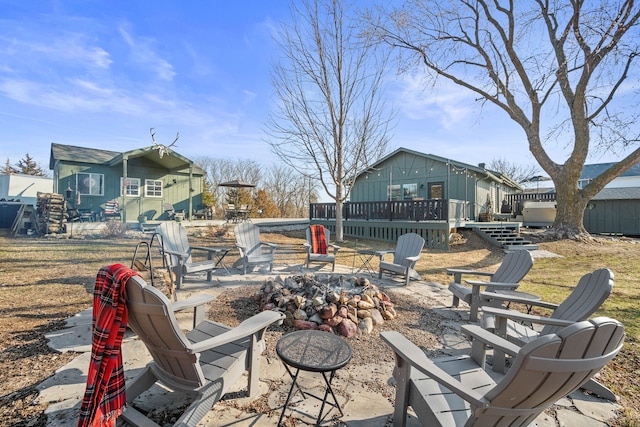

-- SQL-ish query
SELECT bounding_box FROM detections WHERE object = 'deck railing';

[310,199,469,222]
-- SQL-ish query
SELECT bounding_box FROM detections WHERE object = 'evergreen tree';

[15,154,46,176]
[2,158,18,174]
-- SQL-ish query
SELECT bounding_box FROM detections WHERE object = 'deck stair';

[471,223,539,251]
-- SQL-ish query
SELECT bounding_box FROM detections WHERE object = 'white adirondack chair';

[463,268,616,400]
[121,275,285,426]
[234,222,278,274]
[304,224,341,271]
[155,222,219,288]
[382,317,624,427]
[378,233,425,285]
[447,249,534,321]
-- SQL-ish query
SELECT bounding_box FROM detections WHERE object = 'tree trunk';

[551,181,589,240]
[335,199,344,243]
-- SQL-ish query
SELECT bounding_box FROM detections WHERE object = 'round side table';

[276,330,352,425]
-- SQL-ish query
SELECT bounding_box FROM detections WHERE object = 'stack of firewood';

[35,192,67,234]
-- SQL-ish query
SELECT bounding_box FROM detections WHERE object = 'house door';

[428,182,444,199]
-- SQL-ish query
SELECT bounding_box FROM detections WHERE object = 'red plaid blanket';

[77,264,139,427]
[310,224,328,254]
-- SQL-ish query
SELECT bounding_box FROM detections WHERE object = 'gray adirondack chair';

[155,222,219,288]
[378,233,425,286]
[234,222,278,274]
[447,249,534,321]
[121,275,285,426]
[304,225,341,271]
[464,268,616,399]
[382,317,624,427]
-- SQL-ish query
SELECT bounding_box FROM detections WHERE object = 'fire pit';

[258,273,397,338]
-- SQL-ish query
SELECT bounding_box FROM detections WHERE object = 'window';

[387,184,401,200]
[403,183,418,199]
[145,179,163,197]
[76,173,104,196]
[428,182,444,199]
[121,177,141,197]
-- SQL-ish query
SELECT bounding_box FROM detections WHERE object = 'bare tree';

[263,165,319,217]
[489,158,540,185]
[267,0,394,241]
[375,1,640,239]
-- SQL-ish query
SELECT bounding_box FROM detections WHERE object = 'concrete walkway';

[38,262,621,426]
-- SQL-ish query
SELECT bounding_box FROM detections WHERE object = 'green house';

[49,143,205,222]
[349,147,521,220]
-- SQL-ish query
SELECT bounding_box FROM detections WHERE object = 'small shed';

[583,187,640,236]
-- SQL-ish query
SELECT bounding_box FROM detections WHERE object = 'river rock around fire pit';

[258,273,397,338]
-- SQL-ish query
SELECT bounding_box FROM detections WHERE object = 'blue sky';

[0,1,633,180]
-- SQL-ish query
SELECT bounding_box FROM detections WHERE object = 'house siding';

[350,148,519,221]
[50,143,204,221]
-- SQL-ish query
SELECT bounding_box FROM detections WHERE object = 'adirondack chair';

[382,317,625,427]
[234,222,278,274]
[121,275,285,426]
[163,202,185,221]
[463,268,616,401]
[447,249,534,321]
[304,224,341,271]
[378,233,425,286]
[155,222,220,288]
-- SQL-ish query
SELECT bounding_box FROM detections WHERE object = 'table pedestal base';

[278,366,343,426]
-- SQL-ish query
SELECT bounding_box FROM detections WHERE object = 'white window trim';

[145,179,163,197]
[121,177,141,197]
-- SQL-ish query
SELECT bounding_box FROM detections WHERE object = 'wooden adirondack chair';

[234,222,278,274]
[463,268,616,399]
[447,249,534,321]
[378,233,425,286]
[304,224,341,271]
[382,317,624,427]
[155,222,219,288]
[122,275,285,426]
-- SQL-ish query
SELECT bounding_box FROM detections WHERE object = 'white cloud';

[391,74,476,129]
[118,25,176,81]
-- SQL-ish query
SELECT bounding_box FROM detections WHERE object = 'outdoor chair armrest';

[189,311,285,354]
[261,242,279,253]
[171,294,216,313]
[478,293,558,310]
[190,245,223,254]
[465,280,520,289]
[375,250,394,261]
[162,249,190,260]
[328,243,341,254]
[381,331,489,409]
[447,268,493,277]
[172,294,216,329]
[460,324,521,358]
[482,306,576,327]
[405,255,421,263]
[447,268,493,284]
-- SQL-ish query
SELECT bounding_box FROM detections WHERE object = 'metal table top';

[276,330,352,373]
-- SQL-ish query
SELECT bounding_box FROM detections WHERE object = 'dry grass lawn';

[0,225,637,426]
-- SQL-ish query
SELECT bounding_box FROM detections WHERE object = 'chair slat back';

[473,317,624,426]
[305,225,331,255]
[125,275,204,388]
[492,250,534,283]
[393,233,425,264]
[541,268,614,335]
[156,222,192,265]
[235,222,261,258]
